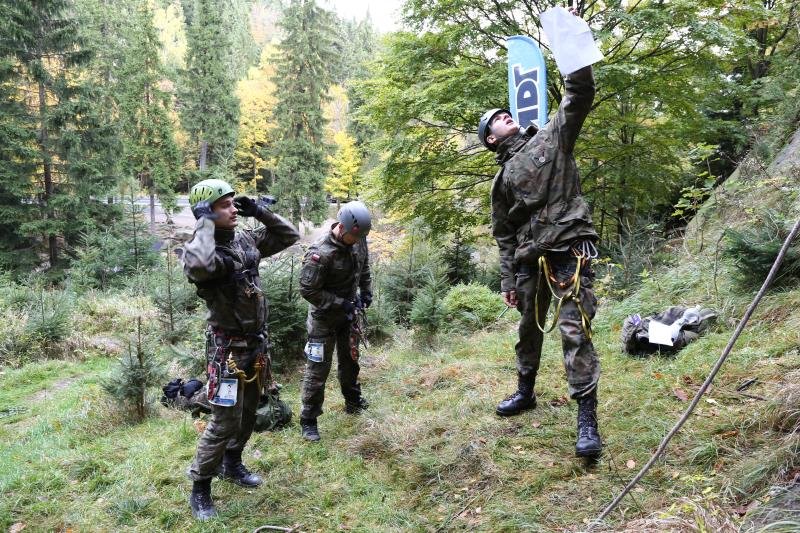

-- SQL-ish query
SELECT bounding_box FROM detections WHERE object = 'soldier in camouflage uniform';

[182,178,300,519]
[298,201,373,442]
[478,56,603,457]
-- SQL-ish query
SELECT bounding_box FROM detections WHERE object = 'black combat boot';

[345,396,369,414]
[300,417,320,441]
[189,478,217,521]
[575,390,602,458]
[221,450,263,487]
[495,373,537,416]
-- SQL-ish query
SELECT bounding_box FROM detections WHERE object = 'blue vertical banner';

[507,36,548,129]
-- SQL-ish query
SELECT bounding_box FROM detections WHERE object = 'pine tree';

[270,0,339,225]
[179,0,240,173]
[0,9,38,270]
[2,0,119,269]
[118,0,181,230]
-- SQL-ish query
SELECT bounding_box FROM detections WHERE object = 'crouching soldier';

[478,12,602,459]
[182,178,300,520]
[298,201,373,442]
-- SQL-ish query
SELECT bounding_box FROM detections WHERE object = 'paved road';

[138,195,332,243]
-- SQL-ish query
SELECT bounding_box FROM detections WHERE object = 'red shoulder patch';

[311,253,321,262]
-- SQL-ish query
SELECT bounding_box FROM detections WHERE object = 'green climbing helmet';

[189,178,235,209]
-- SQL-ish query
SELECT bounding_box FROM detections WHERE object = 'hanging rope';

[589,217,800,529]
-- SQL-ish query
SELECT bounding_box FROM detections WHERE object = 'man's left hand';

[361,290,373,309]
[234,196,260,217]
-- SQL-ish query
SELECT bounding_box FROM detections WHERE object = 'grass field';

[1,259,799,532]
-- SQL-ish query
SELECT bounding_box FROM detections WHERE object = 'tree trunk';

[149,191,156,232]
[38,79,58,267]
[199,140,208,171]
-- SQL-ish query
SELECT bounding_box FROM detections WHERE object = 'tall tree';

[118,0,181,230]
[269,0,339,225]
[355,0,745,240]
[233,46,277,191]
[0,3,38,270]
[179,0,240,173]
[3,0,118,268]
[325,130,361,203]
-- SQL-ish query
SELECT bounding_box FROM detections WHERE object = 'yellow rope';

[225,354,264,387]
[533,254,593,340]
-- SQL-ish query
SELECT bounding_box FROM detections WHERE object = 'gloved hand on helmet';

[191,200,219,221]
[234,196,260,218]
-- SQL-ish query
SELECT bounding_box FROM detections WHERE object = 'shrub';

[261,255,308,369]
[723,211,800,290]
[409,268,449,341]
[365,284,396,343]
[382,221,445,325]
[102,316,160,422]
[442,283,506,332]
[442,232,478,285]
[70,195,160,291]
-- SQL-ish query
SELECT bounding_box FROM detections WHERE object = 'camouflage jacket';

[299,224,372,315]
[491,66,598,292]
[182,209,300,335]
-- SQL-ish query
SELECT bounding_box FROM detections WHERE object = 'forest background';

[1,0,800,531]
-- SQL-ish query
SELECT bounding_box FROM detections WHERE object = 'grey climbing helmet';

[478,108,510,151]
[337,200,372,237]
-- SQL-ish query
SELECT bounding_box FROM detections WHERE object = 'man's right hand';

[192,200,218,221]
[502,290,518,308]
[342,300,356,320]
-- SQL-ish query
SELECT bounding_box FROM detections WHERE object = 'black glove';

[259,195,277,206]
[361,290,373,309]
[341,300,356,321]
[191,200,218,221]
[233,195,260,217]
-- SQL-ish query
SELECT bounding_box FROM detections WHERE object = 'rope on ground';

[252,525,298,533]
[589,217,800,530]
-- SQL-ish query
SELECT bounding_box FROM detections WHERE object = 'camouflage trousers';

[300,312,362,420]
[188,334,262,482]
[515,254,600,399]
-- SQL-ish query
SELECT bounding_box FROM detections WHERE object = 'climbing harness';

[533,242,596,339]
[206,327,269,403]
[349,304,369,361]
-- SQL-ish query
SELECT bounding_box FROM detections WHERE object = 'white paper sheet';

[648,320,675,347]
[539,6,604,75]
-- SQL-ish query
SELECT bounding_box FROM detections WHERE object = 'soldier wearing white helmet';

[297,201,374,441]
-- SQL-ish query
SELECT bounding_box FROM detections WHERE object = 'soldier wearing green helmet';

[182,178,300,520]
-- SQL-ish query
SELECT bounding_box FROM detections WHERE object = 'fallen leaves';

[532,420,542,428]
[193,419,207,434]
[673,387,689,401]
[549,396,569,407]
[626,459,636,469]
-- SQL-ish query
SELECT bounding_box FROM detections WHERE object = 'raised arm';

[550,65,595,153]
[182,218,231,283]
[250,208,301,258]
